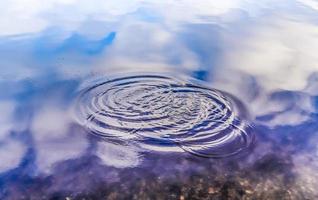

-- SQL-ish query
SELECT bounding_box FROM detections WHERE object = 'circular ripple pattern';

[75,75,253,158]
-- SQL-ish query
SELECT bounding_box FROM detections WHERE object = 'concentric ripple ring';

[74,75,254,158]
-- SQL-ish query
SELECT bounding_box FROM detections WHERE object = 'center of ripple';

[74,75,254,158]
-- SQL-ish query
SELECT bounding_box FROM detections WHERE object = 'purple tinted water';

[0,1,318,199]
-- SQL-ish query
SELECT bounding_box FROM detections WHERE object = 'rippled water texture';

[2,0,318,199]
[75,75,253,157]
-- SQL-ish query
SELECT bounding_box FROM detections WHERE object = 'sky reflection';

[1,0,318,199]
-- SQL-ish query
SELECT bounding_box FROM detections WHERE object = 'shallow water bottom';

[1,152,311,200]
[1,1,318,199]
[0,75,318,200]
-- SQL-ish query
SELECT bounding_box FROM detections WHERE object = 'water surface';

[1,0,318,199]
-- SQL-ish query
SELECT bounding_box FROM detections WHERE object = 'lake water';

[1,1,318,199]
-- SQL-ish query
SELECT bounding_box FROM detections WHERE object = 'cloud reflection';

[0,101,15,140]
[218,18,318,92]
[211,17,318,127]
[0,0,261,36]
[31,104,88,173]
[298,0,318,10]
[0,1,318,198]
[0,139,26,173]
[96,141,142,168]
[0,102,27,174]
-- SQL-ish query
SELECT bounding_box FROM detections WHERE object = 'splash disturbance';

[75,75,253,157]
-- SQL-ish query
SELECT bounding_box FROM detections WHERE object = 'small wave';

[74,75,253,158]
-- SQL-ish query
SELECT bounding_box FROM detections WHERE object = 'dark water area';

[1,1,318,199]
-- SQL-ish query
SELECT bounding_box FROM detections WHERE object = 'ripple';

[74,75,253,157]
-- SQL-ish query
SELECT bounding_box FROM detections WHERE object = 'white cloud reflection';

[31,105,88,173]
[93,21,200,75]
[0,139,26,173]
[96,141,141,168]
[212,17,318,127]
[0,101,27,173]
[219,18,318,92]
[298,0,318,10]
[0,101,15,140]
[0,0,247,36]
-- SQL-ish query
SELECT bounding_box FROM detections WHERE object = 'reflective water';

[1,0,318,199]
[74,74,253,158]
